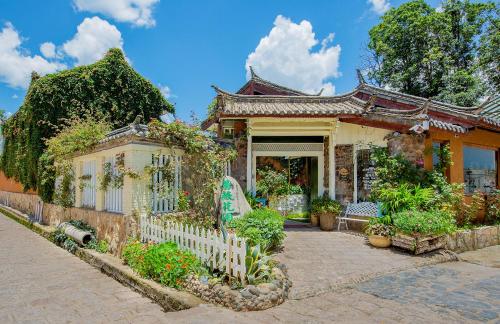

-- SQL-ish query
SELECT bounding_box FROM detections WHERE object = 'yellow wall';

[424,128,500,187]
[336,122,391,147]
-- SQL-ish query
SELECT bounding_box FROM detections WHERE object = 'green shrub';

[122,240,204,289]
[311,196,342,216]
[228,208,285,251]
[392,210,456,237]
[374,183,434,215]
[485,190,500,225]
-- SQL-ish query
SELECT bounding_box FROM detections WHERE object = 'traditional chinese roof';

[236,66,322,96]
[480,95,500,120]
[206,71,500,134]
[99,122,149,144]
[213,86,364,116]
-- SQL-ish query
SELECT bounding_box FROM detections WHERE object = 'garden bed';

[183,265,291,311]
[392,233,447,255]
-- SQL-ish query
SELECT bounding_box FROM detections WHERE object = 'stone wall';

[445,225,499,253]
[387,132,425,167]
[0,190,137,255]
[335,145,354,204]
[43,203,139,255]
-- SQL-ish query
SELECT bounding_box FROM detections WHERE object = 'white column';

[74,160,82,208]
[246,133,252,193]
[353,145,358,203]
[95,156,105,212]
[328,133,336,200]
[318,154,324,197]
[252,154,257,196]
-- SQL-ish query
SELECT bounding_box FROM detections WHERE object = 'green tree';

[1,48,173,200]
[365,0,498,106]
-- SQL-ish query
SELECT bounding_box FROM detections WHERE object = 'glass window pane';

[463,146,497,194]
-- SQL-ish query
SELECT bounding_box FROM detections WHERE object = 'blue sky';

[0,0,442,121]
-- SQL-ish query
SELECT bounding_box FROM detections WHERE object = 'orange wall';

[0,171,36,194]
[424,128,500,187]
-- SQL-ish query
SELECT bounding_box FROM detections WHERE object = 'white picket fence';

[141,215,247,282]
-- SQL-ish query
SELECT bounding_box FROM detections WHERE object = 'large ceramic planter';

[392,233,446,255]
[368,235,392,248]
[311,214,319,227]
[319,213,336,231]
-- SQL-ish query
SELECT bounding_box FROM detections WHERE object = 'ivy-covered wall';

[1,49,173,201]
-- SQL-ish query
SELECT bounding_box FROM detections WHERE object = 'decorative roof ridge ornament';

[474,96,491,115]
[249,65,257,79]
[316,88,324,96]
[362,95,377,115]
[356,69,366,85]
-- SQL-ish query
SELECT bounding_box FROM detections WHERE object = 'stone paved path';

[274,228,454,299]
[1,213,498,323]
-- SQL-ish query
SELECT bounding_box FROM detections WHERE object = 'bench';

[337,202,380,231]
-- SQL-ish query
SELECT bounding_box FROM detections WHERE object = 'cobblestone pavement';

[0,214,169,323]
[274,228,454,299]
[1,213,498,323]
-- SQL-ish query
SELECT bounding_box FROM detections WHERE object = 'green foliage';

[147,119,236,219]
[39,115,111,204]
[1,48,172,199]
[392,210,456,236]
[365,221,395,237]
[375,183,434,215]
[122,240,204,289]
[485,190,500,224]
[365,0,498,106]
[228,208,285,251]
[244,191,260,209]
[256,167,287,198]
[311,196,342,216]
[177,191,190,212]
[245,245,272,285]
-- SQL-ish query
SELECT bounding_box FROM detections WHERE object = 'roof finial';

[131,114,143,125]
[356,69,366,85]
[475,96,491,114]
[316,88,324,96]
[249,66,257,79]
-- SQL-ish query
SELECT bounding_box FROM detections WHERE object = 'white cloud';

[12,94,18,99]
[73,0,159,27]
[246,15,341,95]
[0,22,65,89]
[63,17,123,65]
[368,0,390,15]
[40,42,56,58]
[159,84,171,98]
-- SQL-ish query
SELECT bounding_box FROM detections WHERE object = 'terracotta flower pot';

[368,235,392,248]
[311,214,319,227]
[319,213,336,231]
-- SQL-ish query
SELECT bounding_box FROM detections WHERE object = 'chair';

[337,202,380,231]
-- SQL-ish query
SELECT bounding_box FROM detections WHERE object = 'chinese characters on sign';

[221,178,235,224]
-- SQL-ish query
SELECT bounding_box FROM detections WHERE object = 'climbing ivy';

[147,119,236,219]
[1,48,173,200]
[40,115,111,205]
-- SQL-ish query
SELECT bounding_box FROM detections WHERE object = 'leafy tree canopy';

[365,0,498,106]
[1,48,173,198]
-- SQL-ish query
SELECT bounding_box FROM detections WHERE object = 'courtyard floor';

[0,213,498,323]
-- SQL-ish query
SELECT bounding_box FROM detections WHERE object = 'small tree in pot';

[311,196,342,231]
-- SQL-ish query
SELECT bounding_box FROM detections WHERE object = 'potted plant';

[365,218,394,248]
[311,196,342,231]
[391,209,456,254]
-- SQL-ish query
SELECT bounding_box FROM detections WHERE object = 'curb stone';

[0,205,203,312]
